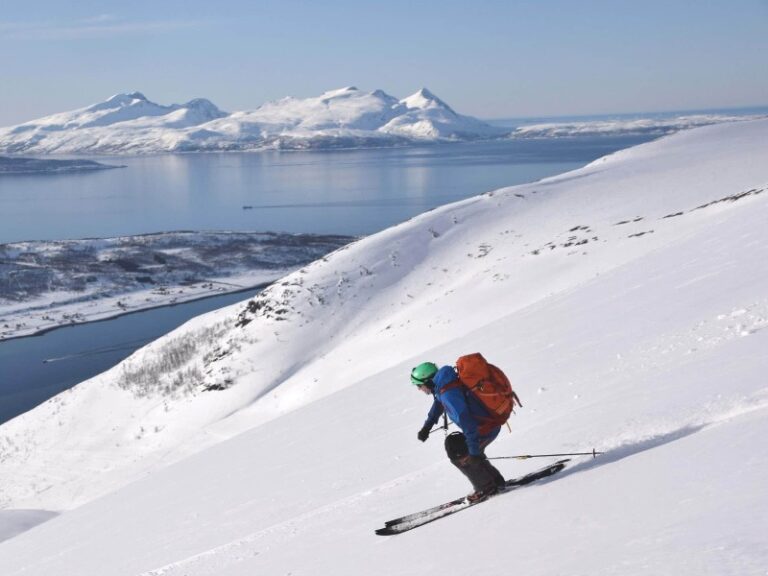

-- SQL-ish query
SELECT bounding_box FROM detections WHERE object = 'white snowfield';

[0,88,505,154]
[1,119,767,574]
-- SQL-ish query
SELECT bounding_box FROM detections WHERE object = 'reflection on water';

[0,136,652,243]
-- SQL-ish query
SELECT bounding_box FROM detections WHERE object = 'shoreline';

[0,281,272,344]
[0,155,124,175]
[0,230,356,342]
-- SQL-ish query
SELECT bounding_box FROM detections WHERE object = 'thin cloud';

[0,16,199,40]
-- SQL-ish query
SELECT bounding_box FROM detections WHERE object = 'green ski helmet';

[410,362,438,386]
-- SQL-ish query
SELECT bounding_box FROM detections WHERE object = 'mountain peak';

[401,88,455,114]
[415,87,437,100]
[321,86,360,99]
[90,92,153,113]
[106,92,148,104]
[177,98,227,122]
[126,91,148,101]
[370,89,398,103]
[184,98,222,112]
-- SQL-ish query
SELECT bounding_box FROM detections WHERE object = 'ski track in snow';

[137,465,442,576]
[137,397,768,575]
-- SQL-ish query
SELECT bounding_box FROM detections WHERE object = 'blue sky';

[1,0,766,125]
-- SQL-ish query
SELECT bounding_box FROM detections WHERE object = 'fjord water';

[0,287,263,424]
[0,137,649,243]
[0,136,653,423]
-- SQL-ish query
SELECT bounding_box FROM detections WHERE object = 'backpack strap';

[436,379,473,410]
[440,379,499,429]
[440,380,464,393]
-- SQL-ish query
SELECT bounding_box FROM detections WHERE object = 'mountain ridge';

[0,88,505,154]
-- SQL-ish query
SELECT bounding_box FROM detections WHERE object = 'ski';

[381,459,569,528]
[375,459,569,535]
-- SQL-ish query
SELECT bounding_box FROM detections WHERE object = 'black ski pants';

[444,431,505,492]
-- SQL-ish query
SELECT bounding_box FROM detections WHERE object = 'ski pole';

[428,419,453,436]
[489,448,603,460]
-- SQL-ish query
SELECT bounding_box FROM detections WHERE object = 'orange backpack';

[455,353,522,428]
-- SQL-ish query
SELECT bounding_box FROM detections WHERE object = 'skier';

[411,361,506,501]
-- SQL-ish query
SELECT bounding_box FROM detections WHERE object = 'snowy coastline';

[0,231,353,340]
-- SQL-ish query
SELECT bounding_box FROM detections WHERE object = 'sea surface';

[0,288,262,424]
[0,135,653,423]
[0,137,650,243]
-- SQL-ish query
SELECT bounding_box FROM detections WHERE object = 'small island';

[0,155,121,175]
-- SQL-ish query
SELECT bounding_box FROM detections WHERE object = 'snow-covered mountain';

[508,113,768,138]
[1,119,767,574]
[0,88,506,154]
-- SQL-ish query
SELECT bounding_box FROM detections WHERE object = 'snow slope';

[0,88,505,154]
[0,120,767,575]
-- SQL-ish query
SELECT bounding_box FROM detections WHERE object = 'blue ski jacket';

[422,365,500,456]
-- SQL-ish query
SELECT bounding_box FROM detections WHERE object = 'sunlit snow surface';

[0,120,767,575]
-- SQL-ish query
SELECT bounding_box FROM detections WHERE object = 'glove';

[417,426,431,442]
